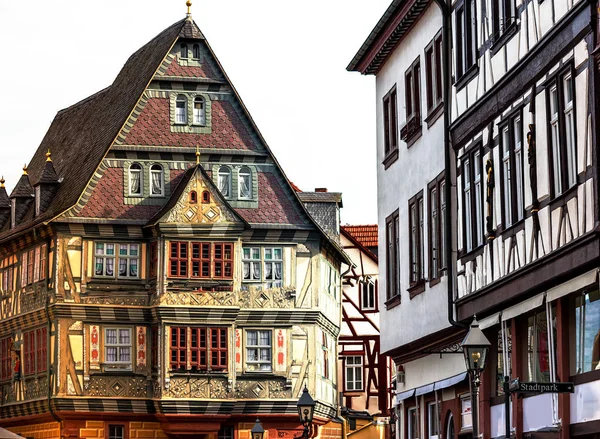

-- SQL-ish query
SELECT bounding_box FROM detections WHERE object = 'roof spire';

[196,145,200,165]
[186,0,192,17]
[46,149,53,162]
[23,164,28,175]
[0,177,4,188]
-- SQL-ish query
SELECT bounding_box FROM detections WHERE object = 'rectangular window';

[104,328,132,370]
[492,0,516,42]
[246,329,272,372]
[383,86,398,157]
[462,147,483,252]
[461,397,472,429]
[496,324,512,395]
[213,243,233,279]
[575,289,600,373]
[27,248,34,285]
[95,243,139,279]
[386,211,400,301]
[345,356,363,391]
[361,280,376,310]
[402,58,422,143]
[23,327,47,376]
[170,327,228,372]
[408,407,418,439]
[108,425,125,439]
[218,427,234,439]
[169,241,188,278]
[169,241,233,280]
[1,257,15,293]
[526,306,556,383]
[547,68,577,197]
[428,402,439,439]
[170,327,187,370]
[242,247,283,289]
[456,0,477,80]
[428,175,446,282]
[0,337,11,381]
[409,192,424,286]
[425,31,443,115]
[500,113,524,227]
[21,251,28,288]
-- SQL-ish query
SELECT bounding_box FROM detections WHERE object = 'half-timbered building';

[0,6,348,439]
[451,1,600,438]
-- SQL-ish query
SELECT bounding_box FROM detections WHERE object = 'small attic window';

[129,163,143,196]
[218,166,231,198]
[150,164,164,196]
[189,191,197,204]
[193,97,206,125]
[180,43,189,59]
[193,44,200,59]
[202,191,210,204]
[175,95,187,124]
[239,166,252,199]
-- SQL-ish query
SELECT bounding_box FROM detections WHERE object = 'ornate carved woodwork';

[85,375,149,398]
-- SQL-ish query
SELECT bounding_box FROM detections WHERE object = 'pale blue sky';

[0,0,390,225]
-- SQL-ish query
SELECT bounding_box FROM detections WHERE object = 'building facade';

[0,10,348,439]
[351,1,600,439]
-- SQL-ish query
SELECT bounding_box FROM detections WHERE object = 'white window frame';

[428,402,439,439]
[118,244,140,278]
[218,166,232,198]
[474,151,483,246]
[150,164,164,197]
[238,166,252,199]
[193,96,206,125]
[128,163,143,196]
[104,327,132,371]
[242,247,283,289]
[94,242,140,279]
[95,242,116,277]
[245,329,272,372]
[344,355,363,391]
[175,94,187,124]
[361,279,376,310]
[549,85,562,195]
[460,396,472,430]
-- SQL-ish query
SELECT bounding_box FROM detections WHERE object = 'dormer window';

[189,191,197,204]
[129,163,143,196]
[175,95,187,124]
[202,191,210,204]
[150,164,164,196]
[238,166,252,199]
[180,43,189,59]
[193,44,200,59]
[218,166,231,198]
[193,97,206,125]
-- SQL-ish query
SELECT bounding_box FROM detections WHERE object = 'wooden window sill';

[408,281,426,299]
[385,294,401,310]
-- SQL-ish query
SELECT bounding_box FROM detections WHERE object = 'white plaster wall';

[396,353,465,393]
[522,394,553,432]
[570,380,600,423]
[376,3,449,354]
[490,402,513,438]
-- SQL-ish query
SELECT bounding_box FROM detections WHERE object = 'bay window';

[169,241,233,280]
[246,329,272,372]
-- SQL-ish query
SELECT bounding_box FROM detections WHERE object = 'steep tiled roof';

[10,174,33,199]
[0,18,187,241]
[342,225,378,248]
[0,184,9,209]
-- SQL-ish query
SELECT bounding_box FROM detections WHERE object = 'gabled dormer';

[0,177,10,229]
[34,150,61,216]
[9,166,34,228]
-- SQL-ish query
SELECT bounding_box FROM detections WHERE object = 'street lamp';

[297,385,315,438]
[251,419,265,439]
[462,317,491,439]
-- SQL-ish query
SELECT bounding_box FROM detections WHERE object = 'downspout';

[45,296,60,423]
[433,0,468,329]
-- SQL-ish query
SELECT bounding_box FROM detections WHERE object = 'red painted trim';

[556,297,570,439]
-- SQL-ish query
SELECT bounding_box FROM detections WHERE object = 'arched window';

[150,164,164,196]
[238,166,252,199]
[192,44,200,59]
[189,191,197,204]
[129,163,143,195]
[175,95,187,124]
[180,43,189,59]
[193,96,206,125]
[202,191,210,204]
[217,166,231,198]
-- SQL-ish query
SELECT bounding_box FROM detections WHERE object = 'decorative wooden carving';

[86,376,148,398]
[136,327,146,368]
[235,328,242,372]
[89,325,100,370]
[275,329,286,373]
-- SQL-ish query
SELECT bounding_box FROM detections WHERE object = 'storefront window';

[527,306,556,382]
[408,407,418,439]
[575,289,600,373]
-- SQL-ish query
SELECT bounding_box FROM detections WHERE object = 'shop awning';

[502,293,544,321]
[546,269,597,302]
[479,312,501,330]
[434,372,468,391]
[396,389,415,404]
[415,383,434,396]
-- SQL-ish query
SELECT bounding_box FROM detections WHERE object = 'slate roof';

[342,225,378,248]
[10,174,33,199]
[297,192,343,207]
[0,184,10,209]
[0,18,187,241]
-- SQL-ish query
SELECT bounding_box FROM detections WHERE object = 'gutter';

[433,0,468,330]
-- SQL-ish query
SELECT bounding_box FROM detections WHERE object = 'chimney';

[34,150,60,216]
[10,165,34,228]
[0,177,10,229]
[314,188,328,193]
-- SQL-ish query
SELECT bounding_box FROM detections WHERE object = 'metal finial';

[196,146,200,165]
[46,149,52,162]
[186,0,192,16]
[0,177,4,188]
[23,164,28,175]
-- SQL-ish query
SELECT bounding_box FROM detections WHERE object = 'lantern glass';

[297,386,316,423]
[464,345,488,372]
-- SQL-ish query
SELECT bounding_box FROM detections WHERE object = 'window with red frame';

[23,328,47,376]
[171,327,228,372]
[0,337,12,381]
[169,242,188,277]
[21,244,47,287]
[170,327,187,370]
[1,256,15,293]
[169,242,233,280]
